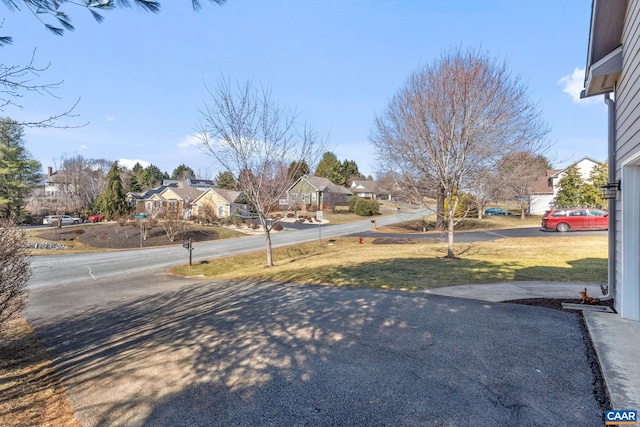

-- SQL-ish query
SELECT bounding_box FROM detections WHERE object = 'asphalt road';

[24,275,604,427]
[29,208,607,290]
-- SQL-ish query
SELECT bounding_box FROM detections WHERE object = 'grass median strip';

[171,236,608,289]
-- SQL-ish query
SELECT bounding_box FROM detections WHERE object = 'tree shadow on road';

[29,280,604,427]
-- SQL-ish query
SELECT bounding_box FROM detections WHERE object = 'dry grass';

[172,235,608,289]
[0,317,81,427]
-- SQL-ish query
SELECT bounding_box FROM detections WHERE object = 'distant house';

[350,180,378,199]
[286,175,352,210]
[43,166,77,196]
[191,188,247,219]
[528,157,604,215]
[127,181,204,219]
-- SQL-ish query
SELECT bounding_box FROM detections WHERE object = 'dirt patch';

[0,317,81,427]
[37,223,220,249]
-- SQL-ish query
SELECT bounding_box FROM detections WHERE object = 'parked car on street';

[89,213,105,223]
[485,207,512,216]
[541,208,608,232]
[43,215,83,226]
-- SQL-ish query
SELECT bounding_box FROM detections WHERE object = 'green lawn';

[171,235,607,289]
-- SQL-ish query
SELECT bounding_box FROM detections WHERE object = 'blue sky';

[2,0,606,179]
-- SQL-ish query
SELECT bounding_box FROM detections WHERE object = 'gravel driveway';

[25,275,604,426]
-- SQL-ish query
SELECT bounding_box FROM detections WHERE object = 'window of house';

[217,205,225,217]
[167,200,177,211]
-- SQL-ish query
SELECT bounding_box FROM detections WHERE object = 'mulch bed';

[37,223,220,249]
[504,297,616,312]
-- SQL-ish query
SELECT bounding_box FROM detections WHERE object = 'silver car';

[43,215,83,226]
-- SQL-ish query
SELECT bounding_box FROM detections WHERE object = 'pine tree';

[553,165,585,208]
[0,118,42,219]
[172,164,195,180]
[315,152,344,185]
[216,171,237,189]
[341,159,362,185]
[96,162,128,220]
[288,160,310,181]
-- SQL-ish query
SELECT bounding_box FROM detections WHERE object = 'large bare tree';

[197,79,322,266]
[371,48,549,258]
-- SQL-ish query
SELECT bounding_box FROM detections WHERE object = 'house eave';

[582,0,626,98]
[582,45,623,97]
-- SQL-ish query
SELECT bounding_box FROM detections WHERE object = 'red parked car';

[89,213,105,223]
[542,208,608,232]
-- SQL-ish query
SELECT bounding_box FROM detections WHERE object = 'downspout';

[602,92,616,300]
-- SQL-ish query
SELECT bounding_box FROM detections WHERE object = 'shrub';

[272,223,283,231]
[0,218,30,330]
[352,198,380,216]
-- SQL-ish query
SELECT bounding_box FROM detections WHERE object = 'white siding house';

[528,157,603,215]
[582,0,640,320]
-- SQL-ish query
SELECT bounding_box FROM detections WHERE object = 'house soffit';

[582,0,626,97]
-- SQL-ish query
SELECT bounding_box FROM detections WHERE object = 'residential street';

[29,208,606,290]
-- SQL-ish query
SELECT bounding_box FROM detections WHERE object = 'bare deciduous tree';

[371,48,549,258]
[0,217,30,331]
[197,78,322,266]
[497,152,551,218]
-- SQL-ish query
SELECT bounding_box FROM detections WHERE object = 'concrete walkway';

[427,281,640,412]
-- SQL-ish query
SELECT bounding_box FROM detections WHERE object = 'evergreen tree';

[96,162,128,220]
[0,118,42,219]
[216,171,237,189]
[288,160,310,181]
[171,164,196,180]
[553,165,585,208]
[125,162,144,193]
[315,152,344,185]
[341,159,362,185]
[139,164,165,189]
[584,161,608,208]
[589,162,608,188]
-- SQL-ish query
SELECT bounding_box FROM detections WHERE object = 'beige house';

[127,181,204,219]
[191,188,246,218]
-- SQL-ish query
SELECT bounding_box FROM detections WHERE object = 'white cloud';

[118,158,150,170]
[79,144,88,150]
[178,134,202,149]
[106,115,116,122]
[558,68,600,105]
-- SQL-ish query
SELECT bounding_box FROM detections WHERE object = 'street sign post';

[134,213,148,247]
[316,210,323,243]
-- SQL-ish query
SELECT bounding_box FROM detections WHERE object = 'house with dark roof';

[127,181,204,219]
[286,175,353,210]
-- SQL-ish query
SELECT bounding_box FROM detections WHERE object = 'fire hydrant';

[358,236,363,244]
